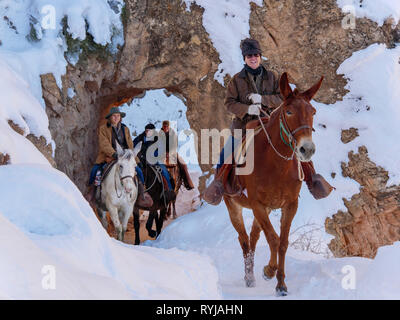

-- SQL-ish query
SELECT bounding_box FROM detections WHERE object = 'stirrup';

[203,178,224,205]
[308,174,335,200]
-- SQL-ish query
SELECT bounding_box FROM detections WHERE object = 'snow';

[337,0,400,26]
[183,0,263,85]
[0,0,124,163]
[0,164,221,299]
[0,60,51,165]
[67,87,76,99]
[147,202,400,299]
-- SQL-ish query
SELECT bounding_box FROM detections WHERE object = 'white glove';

[248,104,261,116]
[248,93,262,104]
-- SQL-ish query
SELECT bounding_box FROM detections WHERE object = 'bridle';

[258,102,314,161]
[114,163,136,198]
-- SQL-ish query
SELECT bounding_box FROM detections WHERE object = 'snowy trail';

[145,201,400,300]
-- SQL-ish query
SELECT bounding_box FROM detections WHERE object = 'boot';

[302,161,335,200]
[85,185,96,203]
[179,162,194,190]
[84,184,102,204]
[137,181,154,207]
[202,168,225,205]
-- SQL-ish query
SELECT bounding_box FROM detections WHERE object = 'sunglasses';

[246,54,260,58]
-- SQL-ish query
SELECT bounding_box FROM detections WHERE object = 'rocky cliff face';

[325,146,400,258]
[38,0,399,257]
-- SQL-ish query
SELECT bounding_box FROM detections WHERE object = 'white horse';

[97,142,142,241]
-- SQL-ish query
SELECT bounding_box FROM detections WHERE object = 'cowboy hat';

[105,107,126,119]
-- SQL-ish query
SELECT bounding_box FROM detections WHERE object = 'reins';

[257,106,296,161]
[257,103,313,182]
[114,165,135,198]
[257,103,312,161]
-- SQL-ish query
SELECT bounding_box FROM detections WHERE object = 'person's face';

[145,129,154,138]
[162,123,170,132]
[245,53,261,69]
[110,113,121,126]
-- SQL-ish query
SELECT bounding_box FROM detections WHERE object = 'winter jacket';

[95,122,133,164]
[225,64,283,133]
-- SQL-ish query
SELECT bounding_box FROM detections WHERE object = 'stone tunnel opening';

[44,82,201,221]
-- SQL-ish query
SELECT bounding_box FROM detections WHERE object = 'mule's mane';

[120,149,134,162]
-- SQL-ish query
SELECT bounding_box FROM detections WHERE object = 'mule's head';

[116,142,142,194]
[279,72,323,162]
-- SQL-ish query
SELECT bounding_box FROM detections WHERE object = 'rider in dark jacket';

[133,123,174,191]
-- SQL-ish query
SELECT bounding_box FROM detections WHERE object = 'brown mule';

[224,72,326,296]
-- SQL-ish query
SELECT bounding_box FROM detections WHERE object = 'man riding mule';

[133,123,176,202]
[158,120,194,219]
[131,122,180,243]
[86,106,152,208]
[223,72,330,296]
[159,120,194,191]
[203,38,333,204]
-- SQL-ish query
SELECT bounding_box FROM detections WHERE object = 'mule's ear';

[302,76,324,101]
[280,72,293,100]
[116,142,124,158]
[133,141,142,157]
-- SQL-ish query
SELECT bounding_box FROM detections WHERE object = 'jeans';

[89,163,145,185]
[157,163,173,190]
[216,136,240,170]
[135,166,145,184]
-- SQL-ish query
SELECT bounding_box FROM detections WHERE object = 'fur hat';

[145,123,155,130]
[240,38,262,58]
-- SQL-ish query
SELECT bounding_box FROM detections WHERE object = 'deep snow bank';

[0,164,221,299]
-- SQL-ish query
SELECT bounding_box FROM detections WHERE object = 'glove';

[248,104,261,116]
[248,93,262,104]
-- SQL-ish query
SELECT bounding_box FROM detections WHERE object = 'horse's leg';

[133,207,141,245]
[108,207,123,241]
[224,196,255,287]
[249,218,262,254]
[97,207,108,230]
[120,207,132,243]
[276,200,298,296]
[252,204,279,281]
[155,208,167,238]
[146,211,157,238]
[172,200,177,219]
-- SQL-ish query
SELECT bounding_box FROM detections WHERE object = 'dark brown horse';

[132,161,176,245]
[224,72,323,296]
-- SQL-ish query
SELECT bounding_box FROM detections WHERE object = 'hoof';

[147,229,157,238]
[244,276,256,288]
[262,273,273,281]
[263,265,276,280]
[275,287,288,297]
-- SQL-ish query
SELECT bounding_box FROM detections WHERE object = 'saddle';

[219,116,270,197]
[219,116,334,200]
[101,160,117,182]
